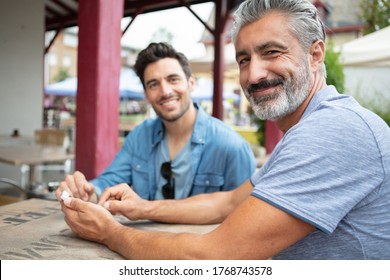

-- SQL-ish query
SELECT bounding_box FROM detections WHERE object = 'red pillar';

[265,121,284,155]
[212,0,227,120]
[76,0,124,179]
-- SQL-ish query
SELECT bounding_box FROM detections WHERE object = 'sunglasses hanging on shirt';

[161,161,175,199]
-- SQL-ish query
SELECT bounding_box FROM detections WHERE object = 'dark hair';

[134,42,192,88]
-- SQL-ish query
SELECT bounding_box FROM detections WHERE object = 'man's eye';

[265,50,280,56]
[147,83,157,90]
[169,77,180,83]
[238,58,249,65]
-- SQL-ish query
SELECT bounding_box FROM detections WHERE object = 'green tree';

[150,27,174,44]
[354,89,390,126]
[324,40,345,93]
[359,0,390,35]
[52,67,71,83]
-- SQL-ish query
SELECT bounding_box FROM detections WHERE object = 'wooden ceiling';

[45,0,221,32]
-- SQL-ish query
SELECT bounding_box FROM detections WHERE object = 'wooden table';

[0,199,218,260]
[0,145,74,191]
[0,134,34,147]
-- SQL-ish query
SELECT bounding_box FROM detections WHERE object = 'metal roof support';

[44,24,63,54]
[122,7,145,37]
[181,0,215,36]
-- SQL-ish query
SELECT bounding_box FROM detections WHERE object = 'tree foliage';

[359,0,390,35]
[150,27,174,44]
[324,40,345,93]
[52,67,71,83]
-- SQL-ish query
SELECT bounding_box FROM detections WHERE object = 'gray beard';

[245,63,311,121]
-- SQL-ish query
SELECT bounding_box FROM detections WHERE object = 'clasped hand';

[56,171,148,221]
[57,171,149,243]
[98,184,149,221]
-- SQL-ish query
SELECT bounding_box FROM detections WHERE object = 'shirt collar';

[191,103,207,145]
[301,85,339,120]
[151,102,207,147]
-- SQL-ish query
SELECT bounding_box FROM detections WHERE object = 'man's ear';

[310,40,325,72]
[188,76,196,92]
[144,90,152,104]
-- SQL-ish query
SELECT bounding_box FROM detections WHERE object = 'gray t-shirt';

[155,136,192,200]
[251,86,390,259]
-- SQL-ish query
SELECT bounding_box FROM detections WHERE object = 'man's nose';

[160,80,173,96]
[247,57,269,85]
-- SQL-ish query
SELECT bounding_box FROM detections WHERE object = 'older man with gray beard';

[59,0,390,260]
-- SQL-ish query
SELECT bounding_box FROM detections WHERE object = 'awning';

[339,26,390,67]
[45,68,145,100]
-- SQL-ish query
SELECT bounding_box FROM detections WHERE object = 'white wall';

[344,66,390,113]
[0,0,45,184]
[0,0,45,136]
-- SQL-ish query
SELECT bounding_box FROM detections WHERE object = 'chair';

[0,177,26,205]
[33,129,73,190]
[0,177,57,203]
[34,128,69,147]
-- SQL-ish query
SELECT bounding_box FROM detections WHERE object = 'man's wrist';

[142,200,160,220]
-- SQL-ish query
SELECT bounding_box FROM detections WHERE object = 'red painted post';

[265,121,284,155]
[212,0,226,120]
[76,0,124,180]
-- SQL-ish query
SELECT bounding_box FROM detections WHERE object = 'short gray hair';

[232,0,326,75]
[232,0,326,49]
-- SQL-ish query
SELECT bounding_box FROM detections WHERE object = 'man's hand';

[61,196,120,243]
[55,171,97,203]
[98,184,149,221]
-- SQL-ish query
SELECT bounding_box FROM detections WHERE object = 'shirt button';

[205,180,210,185]
[136,164,140,169]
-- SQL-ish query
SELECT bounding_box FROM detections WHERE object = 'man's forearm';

[105,223,206,259]
[142,191,233,224]
[141,180,253,225]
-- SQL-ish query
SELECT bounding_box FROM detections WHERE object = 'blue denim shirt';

[91,104,256,200]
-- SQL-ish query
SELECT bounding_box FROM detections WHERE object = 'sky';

[121,2,214,59]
